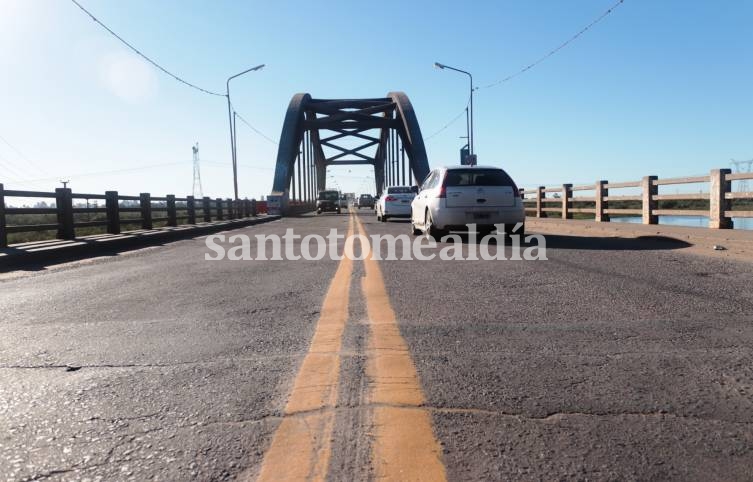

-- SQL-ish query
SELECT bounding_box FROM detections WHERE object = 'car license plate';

[473,212,491,220]
[400,199,409,203]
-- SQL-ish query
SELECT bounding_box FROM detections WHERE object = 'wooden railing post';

[595,180,608,222]
[55,187,75,240]
[0,183,7,248]
[562,184,572,220]
[203,197,212,222]
[710,168,733,229]
[642,176,658,225]
[187,196,196,224]
[535,186,544,218]
[227,198,234,219]
[140,193,152,229]
[167,194,177,227]
[216,198,224,221]
[243,198,249,217]
[251,198,257,217]
[105,190,120,234]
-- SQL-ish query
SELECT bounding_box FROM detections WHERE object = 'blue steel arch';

[271,92,430,198]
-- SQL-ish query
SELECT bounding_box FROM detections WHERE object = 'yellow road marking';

[354,215,448,482]
[256,214,354,482]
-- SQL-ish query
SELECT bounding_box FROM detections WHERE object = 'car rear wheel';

[425,210,447,241]
[410,213,422,236]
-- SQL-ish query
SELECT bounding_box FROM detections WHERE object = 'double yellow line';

[256,212,446,481]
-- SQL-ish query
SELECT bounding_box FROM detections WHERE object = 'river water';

[609,215,753,231]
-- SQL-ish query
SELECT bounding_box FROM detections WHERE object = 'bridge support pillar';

[105,190,120,234]
[55,188,74,240]
[187,196,196,224]
[595,180,608,222]
[641,176,658,225]
[216,198,224,221]
[227,198,234,219]
[203,197,211,222]
[316,163,327,192]
[167,195,177,227]
[710,168,733,229]
[562,184,573,220]
[0,183,7,248]
[140,193,152,230]
[535,186,544,218]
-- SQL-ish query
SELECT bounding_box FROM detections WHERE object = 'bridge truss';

[271,92,430,206]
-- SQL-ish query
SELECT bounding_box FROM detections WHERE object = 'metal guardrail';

[521,168,753,229]
[0,184,259,248]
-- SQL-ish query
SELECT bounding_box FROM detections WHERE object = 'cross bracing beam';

[272,92,430,199]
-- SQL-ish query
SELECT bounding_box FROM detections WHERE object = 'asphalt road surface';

[2,210,753,481]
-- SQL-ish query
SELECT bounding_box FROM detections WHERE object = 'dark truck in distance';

[356,194,375,209]
[317,190,341,214]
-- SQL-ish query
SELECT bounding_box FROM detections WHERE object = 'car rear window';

[387,187,412,194]
[444,169,517,189]
[318,191,339,201]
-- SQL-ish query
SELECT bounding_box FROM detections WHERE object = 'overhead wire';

[69,0,225,97]
[233,110,278,145]
[426,0,626,141]
[0,153,27,182]
[482,0,625,89]
[424,95,470,142]
[9,160,191,185]
[0,133,51,180]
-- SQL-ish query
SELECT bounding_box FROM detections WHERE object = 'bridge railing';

[522,168,753,229]
[0,184,259,248]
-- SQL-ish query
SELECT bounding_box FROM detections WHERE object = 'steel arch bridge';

[270,92,430,213]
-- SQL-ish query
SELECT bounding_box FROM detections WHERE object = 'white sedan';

[410,166,525,239]
[376,186,416,222]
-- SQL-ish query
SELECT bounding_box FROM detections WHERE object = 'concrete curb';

[0,216,281,271]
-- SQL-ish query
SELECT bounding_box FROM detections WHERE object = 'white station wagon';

[376,186,416,222]
[410,166,525,239]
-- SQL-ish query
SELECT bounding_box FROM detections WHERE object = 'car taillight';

[437,181,447,198]
[384,195,397,202]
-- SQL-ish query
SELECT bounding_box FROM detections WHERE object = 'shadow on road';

[361,217,692,252]
[538,234,692,251]
[446,232,691,251]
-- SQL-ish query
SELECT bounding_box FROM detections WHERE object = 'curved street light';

[226,64,265,200]
[434,62,475,162]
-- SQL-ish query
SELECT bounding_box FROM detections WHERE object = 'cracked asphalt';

[2,211,753,480]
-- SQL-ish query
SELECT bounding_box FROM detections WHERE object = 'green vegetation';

[4,201,191,245]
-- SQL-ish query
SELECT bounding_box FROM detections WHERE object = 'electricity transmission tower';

[192,143,203,198]
[730,159,752,192]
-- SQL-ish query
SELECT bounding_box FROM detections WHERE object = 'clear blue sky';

[0,0,751,199]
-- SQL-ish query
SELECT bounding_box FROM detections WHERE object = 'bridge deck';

[2,211,752,480]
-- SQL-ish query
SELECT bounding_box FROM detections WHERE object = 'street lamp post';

[226,64,265,200]
[434,62,475,162]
